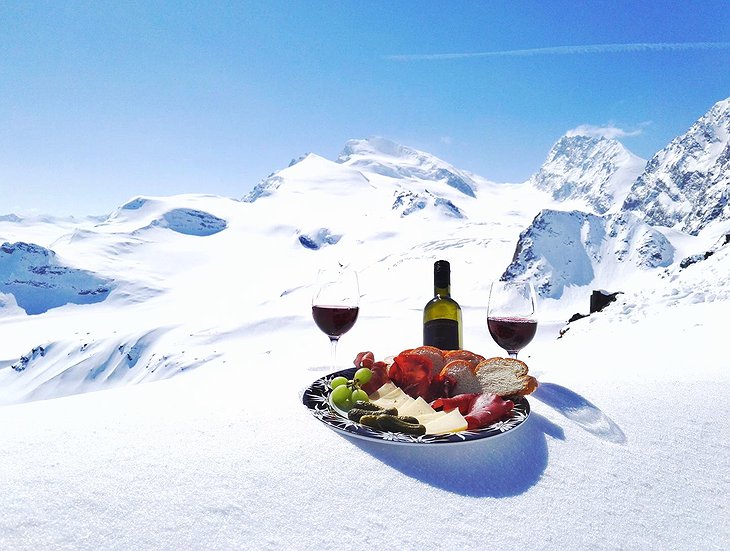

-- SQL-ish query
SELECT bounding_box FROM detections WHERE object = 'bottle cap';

[434,260,450,288]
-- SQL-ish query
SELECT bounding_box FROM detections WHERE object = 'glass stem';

[329,337,339,370]
[508,351,518,359]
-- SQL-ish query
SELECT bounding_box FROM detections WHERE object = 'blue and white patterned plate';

[302,367,530,445]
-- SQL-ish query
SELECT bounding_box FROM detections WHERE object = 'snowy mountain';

[622,97,730,235]
[243,142,484,245]
[501,209,674,299]
[2,119,730,405]
[529,135,646,214]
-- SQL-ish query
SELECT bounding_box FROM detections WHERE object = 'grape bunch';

[329,367,373,411]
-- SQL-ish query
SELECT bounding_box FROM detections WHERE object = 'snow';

[1,133,729,550]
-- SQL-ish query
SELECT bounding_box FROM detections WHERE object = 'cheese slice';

[398,396,436,418]
[415,411,446,425]
[373,388,413,410]
[394,396,415,413]
[370,389,402,408]
[391,393,414,410]
[368,382,397,401]
[423,409,468,435]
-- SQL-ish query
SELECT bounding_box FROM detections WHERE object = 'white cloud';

[566,124,647,139]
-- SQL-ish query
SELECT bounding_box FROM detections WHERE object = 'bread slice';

[443,349,486,371]
[439,359,482,396]
[474,357,538,396]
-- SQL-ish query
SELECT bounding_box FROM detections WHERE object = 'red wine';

[487,316,537,353]
[312,305,359,338]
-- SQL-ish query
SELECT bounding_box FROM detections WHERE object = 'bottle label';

[423,319,460,350]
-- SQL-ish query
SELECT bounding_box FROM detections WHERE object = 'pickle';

[375,414,426,436]
[358,414,382,428]
[350,407,398,422]
[348,408,379,423]
[352,400,398,415]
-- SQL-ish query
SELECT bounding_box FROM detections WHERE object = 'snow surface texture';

[1,99,730,550]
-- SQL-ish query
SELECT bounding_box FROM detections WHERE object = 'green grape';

[354,367,373,385]
[351,389,369,403]
[329,376,348,390]
[331,384,353,410]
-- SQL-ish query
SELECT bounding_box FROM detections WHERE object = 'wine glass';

[311,265,360,371]
[487,280,537,359]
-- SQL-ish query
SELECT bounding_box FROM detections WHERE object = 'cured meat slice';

[410,346,446,379]
[431,393,480,415]
[354,351,375,369]
[360,360,390,395]
[431,393,514,430]
[388,351,433,400]
[353,352,392,395]
[463,393,514,430]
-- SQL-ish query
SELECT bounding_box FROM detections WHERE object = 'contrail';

[387,42,730,61]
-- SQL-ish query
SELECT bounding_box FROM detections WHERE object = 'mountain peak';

[242,153,370,203]
[337,136,477,198]
[529,134,645,214]
[338,137,412,161]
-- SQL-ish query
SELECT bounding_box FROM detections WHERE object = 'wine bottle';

[423,260,462,350]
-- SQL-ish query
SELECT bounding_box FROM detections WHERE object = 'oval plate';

[302,367,530,445]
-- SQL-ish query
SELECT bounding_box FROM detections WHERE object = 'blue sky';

[2,1,729,216]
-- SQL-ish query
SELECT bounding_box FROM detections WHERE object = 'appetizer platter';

[302,346,534,445]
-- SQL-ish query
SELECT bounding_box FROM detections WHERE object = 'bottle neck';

[433,260,451,297]
[434,283,451,297]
